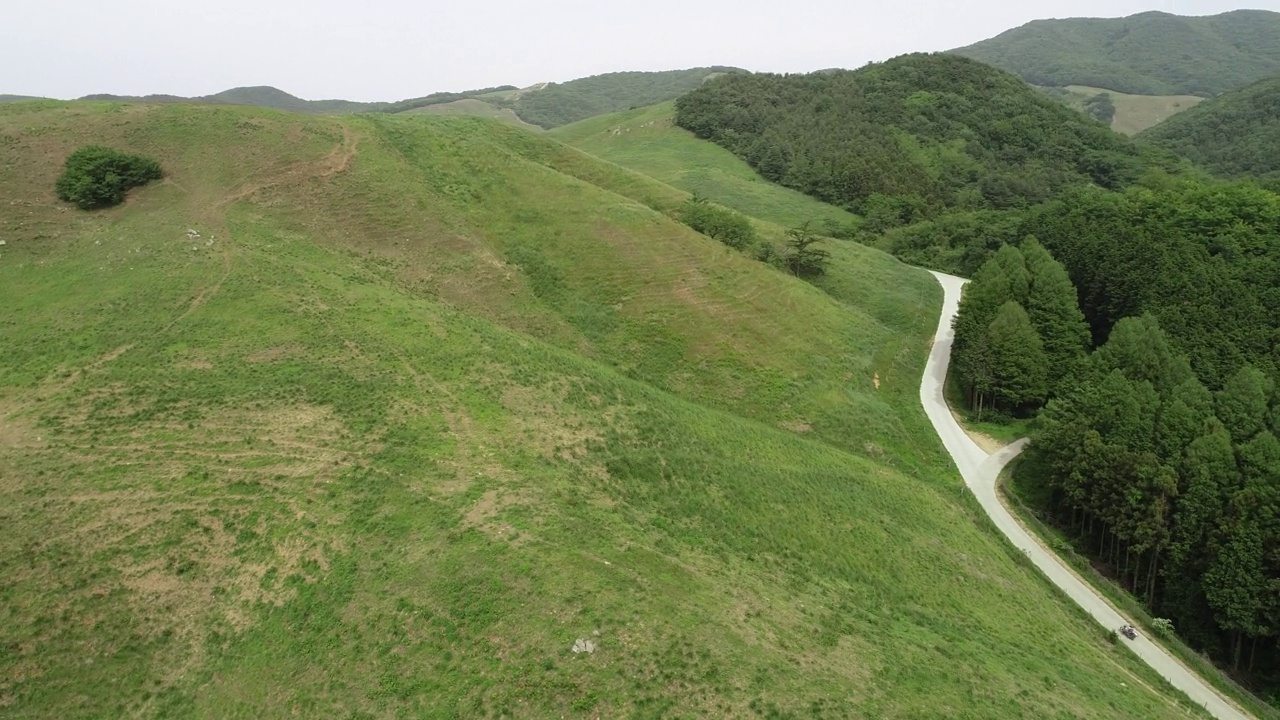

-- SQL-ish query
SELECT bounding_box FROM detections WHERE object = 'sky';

[3,0,1275,101]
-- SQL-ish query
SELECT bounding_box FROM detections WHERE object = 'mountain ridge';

[951,9,1280,96]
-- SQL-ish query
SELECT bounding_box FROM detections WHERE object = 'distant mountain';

[80,86,360,113]
[63,68,741,127]
[0,94,46,102]
[952,10,1280,96]
[1138,76,1280,185]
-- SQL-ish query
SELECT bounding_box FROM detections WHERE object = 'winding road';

[920,270,1252,720]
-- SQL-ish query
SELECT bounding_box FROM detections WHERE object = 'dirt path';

[162,124,360,332]
[919,270,1252,720]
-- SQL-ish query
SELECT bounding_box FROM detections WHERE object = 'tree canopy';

[674,54,1151,219]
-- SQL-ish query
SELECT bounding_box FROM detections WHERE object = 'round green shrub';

[55,146,163,210]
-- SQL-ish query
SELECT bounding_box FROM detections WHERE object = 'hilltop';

[0,100,1200,717]
[507,67,739,128]
[952,10,1280,97]
[549,101,857,230]
[1138,76,1280,185]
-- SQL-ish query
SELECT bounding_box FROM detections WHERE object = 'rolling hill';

[399,97,540,130]
[548,101,856,230]
[1138,76,1280,184]
[0,100,1204,717]
[64,68,739,128]
[505,67,739,128]
[79,85,377,114]
[952,10,1280,97]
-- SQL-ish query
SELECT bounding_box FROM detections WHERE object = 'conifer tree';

[983,300,1049,410]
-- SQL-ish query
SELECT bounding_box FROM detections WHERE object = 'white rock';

[571,638,597,654]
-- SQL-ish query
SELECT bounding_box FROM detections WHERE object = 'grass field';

[1060,85,1205,135]
[549,101,858,231]
[401,98,540,130]
[0,101,1207,718]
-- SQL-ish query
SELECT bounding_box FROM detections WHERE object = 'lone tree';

[55,146,163,210]
[784,222,830,277]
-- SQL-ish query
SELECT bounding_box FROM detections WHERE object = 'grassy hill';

[549,101,856,230]
[1045,85,1204,135]
[0,101,1207,718]
[952,10,1280,97]
[504,67,739,129]
[1138,76,1280,185]
[400,98,539,130]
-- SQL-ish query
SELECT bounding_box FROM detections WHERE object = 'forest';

[674,54,1157,216]
[671,54,1280,694]
[1138,77,1280,188]
[950,9,1280,96]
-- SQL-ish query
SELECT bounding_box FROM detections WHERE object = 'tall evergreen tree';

[983,300,1049,410]
[1216,366,1272,444]
[1164,425,1237,642]
[1093,314,1192,393]
[1021,236,1090,396]
[953,245,1031,409]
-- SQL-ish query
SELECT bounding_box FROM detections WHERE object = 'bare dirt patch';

[0,399,40,450]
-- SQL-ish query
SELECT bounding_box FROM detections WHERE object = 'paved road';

[919,270,1252,720]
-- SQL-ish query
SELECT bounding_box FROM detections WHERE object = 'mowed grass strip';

[0,102,1204,718]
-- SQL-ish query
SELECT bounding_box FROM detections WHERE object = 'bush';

[678,195,758,250]
[55,146,163,210]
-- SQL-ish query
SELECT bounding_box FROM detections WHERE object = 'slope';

[0,101,1205,718]
[952,10,1280,97]
[548,101,856,230]
[507,67,741,129]
[1047,85,1204,136]
[400,98,540,130]
[1138,77,1280,184]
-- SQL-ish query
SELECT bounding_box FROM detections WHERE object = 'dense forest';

[951,9,1280,96]
[1139,77,1280,187]
[944,155,1280,698]
[673,54,1155,218]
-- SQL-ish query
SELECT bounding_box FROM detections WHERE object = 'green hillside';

[1138,77,1280,185]
[507,67,739,129]
[549,101,856,230]
[952,10,1280,97]
[401,98,540,130]
[0,101,1203,718]
[674,54,1150,216]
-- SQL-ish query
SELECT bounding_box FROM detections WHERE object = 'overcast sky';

[3,1,1274,101]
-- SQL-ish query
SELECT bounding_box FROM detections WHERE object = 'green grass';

[1003,462,1280,720]
[0,101,1208,718]
[549,101,858,231]
[1057,86,1204,135]
[401,98,540,130]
